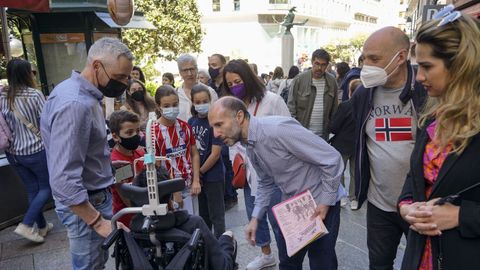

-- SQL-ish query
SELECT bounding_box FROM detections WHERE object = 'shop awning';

[95,12,155,29]
[0,0,49,12]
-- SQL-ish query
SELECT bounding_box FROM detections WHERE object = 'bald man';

[350,27,427,269]
[209,96,345,270]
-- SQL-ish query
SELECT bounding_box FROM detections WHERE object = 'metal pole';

[1,7,11,60]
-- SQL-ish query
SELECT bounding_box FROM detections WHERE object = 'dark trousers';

[177,215,235,270]
[221,147,237,199]
[277,202,341,270]
[367,202,409,270]
[198,181,226,238]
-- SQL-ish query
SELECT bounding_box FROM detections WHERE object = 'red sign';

[0,0,49,12]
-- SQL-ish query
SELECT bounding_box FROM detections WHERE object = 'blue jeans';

[55,189,112,270]
[244,184,282,247]
[6,150,51,228]
[277,202,341,270]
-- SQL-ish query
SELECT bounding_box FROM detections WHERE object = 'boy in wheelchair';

[104,167,237,270]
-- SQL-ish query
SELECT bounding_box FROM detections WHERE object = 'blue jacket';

[340,67,361,101]
[349,62,427,209]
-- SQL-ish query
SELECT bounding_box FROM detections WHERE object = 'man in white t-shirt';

[287,49,338,140]
[176,54,218,122]
[350,27,427,270]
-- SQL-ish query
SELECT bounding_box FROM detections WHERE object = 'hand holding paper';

[311,204,330,221]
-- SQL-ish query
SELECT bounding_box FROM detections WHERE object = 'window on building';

[212,0,220,11]
[234,0,240,10]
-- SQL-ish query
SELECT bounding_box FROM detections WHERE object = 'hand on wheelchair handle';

[94,217,130,238]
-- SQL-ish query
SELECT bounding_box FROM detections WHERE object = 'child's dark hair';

[154,85,178,117]
[108,110,140,134]
[190,83,211,117]
[132,167,171,205]
[154,85,178,106]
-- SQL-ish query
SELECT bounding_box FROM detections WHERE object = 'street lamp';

[9,36,23,57]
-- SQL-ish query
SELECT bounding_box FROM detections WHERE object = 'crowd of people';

[0,6,479,270]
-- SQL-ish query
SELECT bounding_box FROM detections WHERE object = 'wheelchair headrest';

[117,178,185,206]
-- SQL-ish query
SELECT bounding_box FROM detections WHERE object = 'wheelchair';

[102,178,209,270]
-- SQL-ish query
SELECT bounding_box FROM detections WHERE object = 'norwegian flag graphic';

[375,118,413,141]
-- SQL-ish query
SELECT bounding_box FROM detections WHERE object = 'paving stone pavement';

[0,176,405,269]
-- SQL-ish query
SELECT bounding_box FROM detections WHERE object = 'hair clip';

[433,4,455,20]
[432,4,461,27]
[437,10,461,26]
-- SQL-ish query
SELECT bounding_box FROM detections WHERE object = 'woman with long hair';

[0,59,52,243]
[222,59,290,269]
[266,66,284,93]
[277,65,300,102]
[398,10,480,270]
[121,79,156,130]
[162,72,175,88]
[131,65,146,83]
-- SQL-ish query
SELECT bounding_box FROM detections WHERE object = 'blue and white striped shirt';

[41,71,114,206]
[246,116,345,220]
[0,87,45,155]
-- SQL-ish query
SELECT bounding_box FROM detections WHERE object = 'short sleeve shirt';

[188,116,225,182]
[154,119,195,186]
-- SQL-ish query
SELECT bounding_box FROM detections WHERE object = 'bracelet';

[87,211,102,227]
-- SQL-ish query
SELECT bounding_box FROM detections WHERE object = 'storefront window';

[40,33,87,91]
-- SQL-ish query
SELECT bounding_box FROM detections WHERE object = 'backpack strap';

[12,107,41,138]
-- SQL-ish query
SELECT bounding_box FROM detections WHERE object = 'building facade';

[196,0,403,72]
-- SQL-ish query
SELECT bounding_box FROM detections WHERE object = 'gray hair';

[87,37,134,66]
[197,69,211,79]
[176,54,197,70]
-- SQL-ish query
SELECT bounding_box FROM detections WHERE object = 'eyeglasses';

[180,67,197,74]
[433,4,461,27]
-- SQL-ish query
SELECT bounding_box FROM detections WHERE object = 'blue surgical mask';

[194,103,210,115]
[161,106,180,121]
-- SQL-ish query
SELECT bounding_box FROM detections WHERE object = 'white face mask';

[360,51,401,88]
[161,106,180,121]
[194,103,210,115]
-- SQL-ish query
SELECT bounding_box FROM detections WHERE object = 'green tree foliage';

[122,0,203,84]
[123,0,203,62]
[324,34,368,63]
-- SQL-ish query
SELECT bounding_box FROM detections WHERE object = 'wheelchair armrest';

[118,178,185,206]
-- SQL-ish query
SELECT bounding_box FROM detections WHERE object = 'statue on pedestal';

[279,7,308,34]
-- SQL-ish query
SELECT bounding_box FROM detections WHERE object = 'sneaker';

[39,222,54,237]
[246,253,276,270]
[350,200,359,210]
[341,197,349,207]
[14,223,44,243]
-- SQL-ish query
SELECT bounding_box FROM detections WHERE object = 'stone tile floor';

[0,176,405,269]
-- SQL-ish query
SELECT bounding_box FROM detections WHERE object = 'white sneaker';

[14,223,44,243]
[341,198,349,207]
[39,222,53,237]
[350,200,359,210]
[246,253,276,270]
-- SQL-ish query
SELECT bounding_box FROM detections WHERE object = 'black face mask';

[119,134,141,150]
[131,91,144,102]
[208,67,220,80]
[98,63,128,98]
